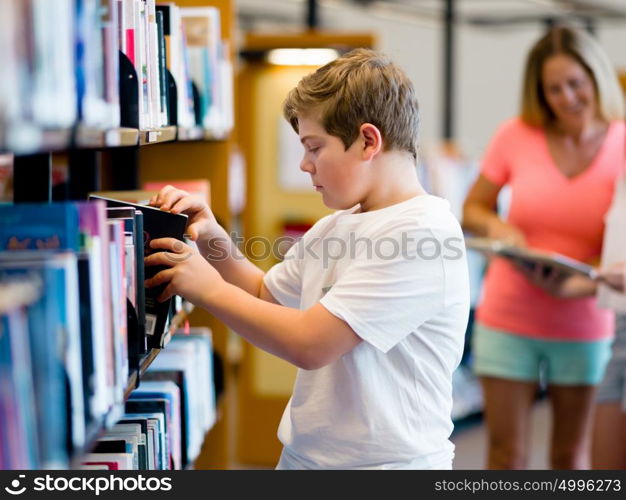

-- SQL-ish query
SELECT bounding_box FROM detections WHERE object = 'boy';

[145,49,470,469]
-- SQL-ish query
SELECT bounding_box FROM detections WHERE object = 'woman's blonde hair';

[521,25,624,126]
[283,48,420,160]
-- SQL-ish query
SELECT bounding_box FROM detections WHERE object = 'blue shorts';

[596,315,626,408]
[472,323,612,386]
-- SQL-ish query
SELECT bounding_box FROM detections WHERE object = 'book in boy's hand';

[89,195,188,349]
[465,237,598,280]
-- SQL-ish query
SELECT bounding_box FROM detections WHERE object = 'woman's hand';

[597,262,626,293]
[514,262,598,298]
[149,185,220,242]
[144,237,225,306]
[486,217,527,247]
[514,262,568,296]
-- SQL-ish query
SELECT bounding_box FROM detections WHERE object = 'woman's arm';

[462,174,526,246]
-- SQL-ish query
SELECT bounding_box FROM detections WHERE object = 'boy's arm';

[145,238,360,369]
[150,185,276,301]
[201,282,361,370]
[195,223,278,301]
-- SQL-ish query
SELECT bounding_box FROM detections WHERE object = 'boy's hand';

[144,237,225,306]
[149,185,219,241]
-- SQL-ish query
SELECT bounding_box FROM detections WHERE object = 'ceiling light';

[266,48,339,66]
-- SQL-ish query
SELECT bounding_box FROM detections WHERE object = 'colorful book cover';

[0,285,39,468]
[0,203,80,252]
[0,251,86,454]
[124,403,167,470]
[130,381,181,469]
[121,412,162,469]
[118,417,149,469]
[81,452,133,470]
[1,258,72,468]
[76,201,114,419]
[89,195,187,349]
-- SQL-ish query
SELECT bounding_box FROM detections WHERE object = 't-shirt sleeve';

[319,227,447,353]
[263,238,305,308]
[480,120,516,187]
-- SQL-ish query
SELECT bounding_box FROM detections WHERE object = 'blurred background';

[2,0,626,471]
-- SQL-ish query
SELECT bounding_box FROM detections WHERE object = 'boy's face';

[297,114,370,210]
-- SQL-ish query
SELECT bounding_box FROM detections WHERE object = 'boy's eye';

[307,146,320,153]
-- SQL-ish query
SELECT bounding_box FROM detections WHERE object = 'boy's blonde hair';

[283,48,420,160]
[521,25,625,126]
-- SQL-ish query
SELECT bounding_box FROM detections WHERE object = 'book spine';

[103,0,121,128]
[145,0,161,128]
[156,11,168,127]
[135,0,149,129]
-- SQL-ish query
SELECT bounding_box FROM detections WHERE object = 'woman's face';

[541,54,599,129]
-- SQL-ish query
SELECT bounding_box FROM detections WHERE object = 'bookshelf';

[124,306,192,400]
[0,0,234,471]
[76,127,141,149]
[139,126,178,145]
[137,0,236,470]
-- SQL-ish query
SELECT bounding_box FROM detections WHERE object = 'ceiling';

[237,0,626,30]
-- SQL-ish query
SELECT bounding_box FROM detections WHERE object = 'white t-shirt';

[598,174,626,313]
[263,194,470,469]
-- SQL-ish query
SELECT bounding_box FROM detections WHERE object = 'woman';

[462,26,625,469]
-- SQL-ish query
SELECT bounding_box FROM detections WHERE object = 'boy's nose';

[300,158,314,173]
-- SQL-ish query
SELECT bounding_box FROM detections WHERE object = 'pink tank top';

[476,118,624,341]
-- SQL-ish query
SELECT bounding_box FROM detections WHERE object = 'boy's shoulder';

[302,195,461,242]
[340,195,460,236]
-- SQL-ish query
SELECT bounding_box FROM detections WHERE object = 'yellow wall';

[236,63,333,464]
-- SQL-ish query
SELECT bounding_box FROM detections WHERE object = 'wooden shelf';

[204,130,228,141]
[177,126,205,141]
[3,125,228,154]
[75,126,139,148]
[244,31,376,51]
[177,126,228,142]
[73,303,194,468]
[4,127,73,156]
[123,305,192,399]
[139,126,177,146]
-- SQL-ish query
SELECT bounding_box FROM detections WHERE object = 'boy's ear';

[359,123,383,160]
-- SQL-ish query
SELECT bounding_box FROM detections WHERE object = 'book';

[0,251,86,453]
[156,10,169,126]
[180,7,221,132]
[0,278,40,469]
[465,237,598,279]
[146,332,215,467]
[126,397,170,469]
[0,258,70,469]
[89,194,188,348]
[130,380,181,469]
[117,417,148,469]
[81,452,133,470]
[106,206,145,370]
[122,409,164,469]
